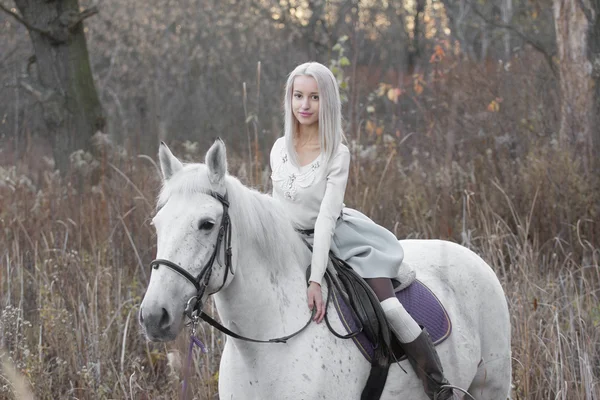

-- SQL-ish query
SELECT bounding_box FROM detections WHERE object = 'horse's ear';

[205,138,227,184]
[159,142,183,181]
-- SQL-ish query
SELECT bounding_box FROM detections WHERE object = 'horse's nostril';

[139,309,145,323]
[159,307,170,329]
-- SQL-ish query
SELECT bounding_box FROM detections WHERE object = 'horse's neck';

[215,245,310,338]
[214,185,312,337]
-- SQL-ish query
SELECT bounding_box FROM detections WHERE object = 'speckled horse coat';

[139,140,512,400]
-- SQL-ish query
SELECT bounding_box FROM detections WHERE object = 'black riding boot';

[402,328,454,400]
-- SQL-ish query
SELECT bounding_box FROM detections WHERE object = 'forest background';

[0,0,599,398]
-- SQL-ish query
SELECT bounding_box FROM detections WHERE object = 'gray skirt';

[306,207,404,279]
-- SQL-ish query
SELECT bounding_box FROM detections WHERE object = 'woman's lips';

[299,112,312,117]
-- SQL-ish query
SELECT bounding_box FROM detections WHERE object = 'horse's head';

[139,139,233,341]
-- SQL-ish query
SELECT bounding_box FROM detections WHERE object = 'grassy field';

[1,48,599,400]
[0,132,598,399]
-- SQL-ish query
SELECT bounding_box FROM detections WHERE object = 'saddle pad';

[332,279,452,363]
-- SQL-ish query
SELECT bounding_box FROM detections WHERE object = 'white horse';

[139,140,512,400]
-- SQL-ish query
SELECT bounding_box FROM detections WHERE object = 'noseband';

[149,190,233,318]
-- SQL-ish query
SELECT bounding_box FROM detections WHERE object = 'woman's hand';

[307,281,325,323]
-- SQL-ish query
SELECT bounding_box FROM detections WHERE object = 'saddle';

[310,254,451,400]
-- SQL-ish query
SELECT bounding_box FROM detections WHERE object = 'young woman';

[270,62,454,400]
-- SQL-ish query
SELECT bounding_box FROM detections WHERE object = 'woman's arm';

[309,146,351,285]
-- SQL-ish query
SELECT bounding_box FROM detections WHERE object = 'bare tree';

[407,0,426,71]
[1,0,104,173]
[553,0,600,171]
[501,0,513,60]
[442,0,556,65]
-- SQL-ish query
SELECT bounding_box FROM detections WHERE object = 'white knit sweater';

[270,137,350,285]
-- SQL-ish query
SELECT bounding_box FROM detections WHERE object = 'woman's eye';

[294,93,302,99]
[312,95,319,100]
[199,220,215,231]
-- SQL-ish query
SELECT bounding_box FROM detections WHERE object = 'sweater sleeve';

[270,138,283,194]
[308,146,351,285]
[270,138,282,171]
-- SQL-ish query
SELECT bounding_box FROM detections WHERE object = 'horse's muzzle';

[139,306,178,342]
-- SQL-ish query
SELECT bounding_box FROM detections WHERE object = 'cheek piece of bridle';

[150,190,233,322]
[148,190,314,345]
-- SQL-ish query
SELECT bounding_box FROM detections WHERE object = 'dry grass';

[1,53,599,399]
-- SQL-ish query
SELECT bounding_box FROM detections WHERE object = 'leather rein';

[148,190,315,344]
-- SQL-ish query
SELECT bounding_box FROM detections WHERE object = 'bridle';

[148,189,314,344]
[149,190,233,320]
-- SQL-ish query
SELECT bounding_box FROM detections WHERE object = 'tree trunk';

[407,0,426,72]
[12,0,104,173]
[553,0,599,171]
[480,21,490,62]
[586,0,600,172]
[501,0,513,61]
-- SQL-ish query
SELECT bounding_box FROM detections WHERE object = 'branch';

[17,55,64,127]
[0,2,52,36]
[466,0,557,77]
[248,1,289,25]
[248,1,329,52]
[13,55,48,102]
[59,6,99,31]
[47,6,100,43]
[19,77,54,102]
[1,3,99,43]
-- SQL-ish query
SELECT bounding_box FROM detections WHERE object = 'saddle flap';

[333,279,452,364]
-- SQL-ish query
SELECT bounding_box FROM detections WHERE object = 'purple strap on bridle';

[181,334,208,399]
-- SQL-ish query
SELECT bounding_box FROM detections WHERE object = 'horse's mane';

[158,163,308,272]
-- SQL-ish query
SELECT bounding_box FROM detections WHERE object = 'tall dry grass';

[1,53,599,399]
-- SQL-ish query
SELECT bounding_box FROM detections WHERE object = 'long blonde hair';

[283,62,344,169]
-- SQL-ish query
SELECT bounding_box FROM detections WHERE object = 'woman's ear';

[205,138,227,184]
[159,142,183,181]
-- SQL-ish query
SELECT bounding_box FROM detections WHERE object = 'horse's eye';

[199,220,215,231]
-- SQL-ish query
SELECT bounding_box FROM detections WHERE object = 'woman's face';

[292,75,320,128]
